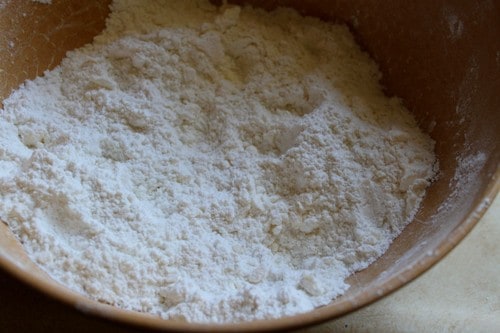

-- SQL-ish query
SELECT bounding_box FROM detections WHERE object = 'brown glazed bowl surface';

[0,1,499,332]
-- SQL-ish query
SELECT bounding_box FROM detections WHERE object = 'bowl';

[0,0,499,331]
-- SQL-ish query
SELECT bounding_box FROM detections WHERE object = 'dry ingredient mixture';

[0,0,437,323]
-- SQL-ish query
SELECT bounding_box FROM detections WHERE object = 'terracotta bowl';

[0,1,498,331]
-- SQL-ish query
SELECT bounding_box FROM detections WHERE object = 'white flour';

[0,0,437,323]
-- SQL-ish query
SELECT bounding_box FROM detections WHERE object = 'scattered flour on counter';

[0,0,437,323]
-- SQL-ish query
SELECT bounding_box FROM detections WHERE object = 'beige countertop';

[0,195,498,332]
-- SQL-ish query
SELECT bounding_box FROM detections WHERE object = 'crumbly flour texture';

[0,0,437,323]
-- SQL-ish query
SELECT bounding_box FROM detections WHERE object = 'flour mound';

[0,0,437,323]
